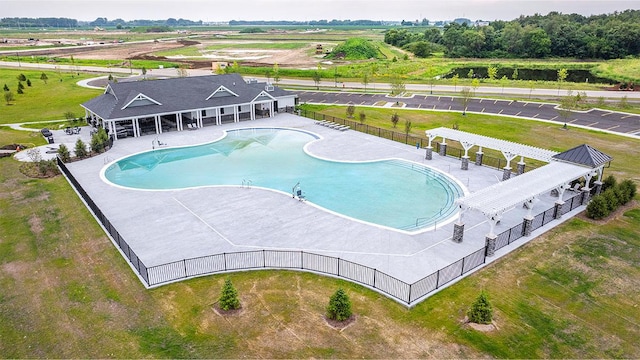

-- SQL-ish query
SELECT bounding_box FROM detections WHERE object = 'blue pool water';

[103,128,464,231]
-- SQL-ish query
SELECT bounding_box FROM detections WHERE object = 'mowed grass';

[154,42,312,57]
[0,69,101,123]
[1,90,640,357]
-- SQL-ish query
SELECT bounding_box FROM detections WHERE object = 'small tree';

[391,112,399,128]
[26,79,32,87]
[17,73,27,81]
[333,67,339,87]
[390,74,405,95]
[64,111,75,121]
[74,138,88,158]
[512,68,519,81]
[557,68,568,95]
[346,104,355,118]
[487,66,497,80]
[17,87,23,94]
[619,96,630,109]
[467,291,493,324]
[17,82,24,90]
[265,69,272,83]
[404,119,412,135]
[358,111,366,124]
[451,73,459,92]
[361,72,369,92]
[3,84,8,91]
[528,80,535,99]
[176,66,188,77]
[57,143,71,162]
[108,74,113,81]
[141,67,147,79]
[459,87,473,115]
[312,71,322,90]
[500,75,508,95]
[467,69,474,79]
[40,72,48,84]
[326,288,352,321]
[4,90,14,105]
[219,278,240,311]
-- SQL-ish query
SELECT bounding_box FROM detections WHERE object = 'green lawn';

[0,69,101,123]
[0,71,639,357]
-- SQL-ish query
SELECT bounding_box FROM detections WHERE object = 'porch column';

[438,137,447,157]
[197,111,203,128]
[250,103,256,120]
[176,113,183,131]
[234,106,239,123]
[475,146,484,166]
[134,118,140,137]
[424,132,437,160]
[154,115,161,134]
[216,108,221,125]
[501,151,518,181]
[270,101,274,117]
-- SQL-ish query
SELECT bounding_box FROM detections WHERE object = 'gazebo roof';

[551,144,613,168]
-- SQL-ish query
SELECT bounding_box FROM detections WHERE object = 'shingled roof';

[81,74,294,121]
[551,144,612,168]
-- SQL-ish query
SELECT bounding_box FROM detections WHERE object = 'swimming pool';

[103,128,464,232]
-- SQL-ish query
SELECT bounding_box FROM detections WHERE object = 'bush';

[57,143,71,162]
[586,196,609,219]
[327,38,380,60]
[467,291,493,324]
[602,188,619,213]
[602,175,617,191]
[346,105,355,118]
[326,288,352,321]
[358,111,366,124]
[391,112,399,128]
[218,279,240,311]
[74,138,88,158]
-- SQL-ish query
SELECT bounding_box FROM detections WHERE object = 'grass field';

[1,80,639,357]
[0,69,101,123]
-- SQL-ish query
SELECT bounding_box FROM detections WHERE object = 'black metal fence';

[57,140,587,307]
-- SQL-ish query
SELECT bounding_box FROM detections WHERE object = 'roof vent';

[265,84,274,91]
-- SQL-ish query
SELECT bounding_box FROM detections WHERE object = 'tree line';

[385,10,640,60]
[0,17,78,28]
[229,19,384,26]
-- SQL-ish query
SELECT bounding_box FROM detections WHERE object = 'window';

[220,108,225,115]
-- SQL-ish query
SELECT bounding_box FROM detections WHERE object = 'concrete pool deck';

[65,113,585,292]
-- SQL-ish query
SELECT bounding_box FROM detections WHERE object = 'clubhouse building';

[81,74,297,139]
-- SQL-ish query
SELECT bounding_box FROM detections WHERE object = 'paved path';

[297,91,640,138]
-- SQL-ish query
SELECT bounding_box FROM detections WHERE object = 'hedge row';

[586,179,637,219]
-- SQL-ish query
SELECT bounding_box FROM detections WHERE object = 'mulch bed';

[324,315,356,330]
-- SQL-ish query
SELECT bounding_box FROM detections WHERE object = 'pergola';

[425,127,558,178]
[424,127,612,247]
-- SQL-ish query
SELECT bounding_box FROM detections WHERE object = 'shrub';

[602,175,617,191]
[326,288,352,321]
[602,188,619,213]
[391,112,399,128]
[346,105,355,118]
[467,291,493,324]
[618,180,637,204]
[219,279,240,311]
[358,111,366,124]
[586,195,609,219]
[57,143,71,162]
[74,138,88,158]
[327,38,380,60]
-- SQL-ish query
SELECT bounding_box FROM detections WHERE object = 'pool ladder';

[242,179,253,188]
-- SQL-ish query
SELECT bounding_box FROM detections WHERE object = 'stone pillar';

[425,146,433,160]
[593,181,603,196]
[523,216,534,237]
[475,151,484,166]
[517,161,526,175]
[438,142,447,157]
[502,167,512,181]
[452,223,464,243]
[554,201,564,219]
[485,235,497,257]
[461,156,470,170]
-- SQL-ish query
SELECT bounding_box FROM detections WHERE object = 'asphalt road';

[297,91,640,138]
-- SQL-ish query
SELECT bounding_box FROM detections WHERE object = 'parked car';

[40,128,52,137]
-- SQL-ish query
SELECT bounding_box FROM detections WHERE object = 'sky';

[1,0,638,22]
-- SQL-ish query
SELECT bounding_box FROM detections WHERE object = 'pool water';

[103,128,464,231]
